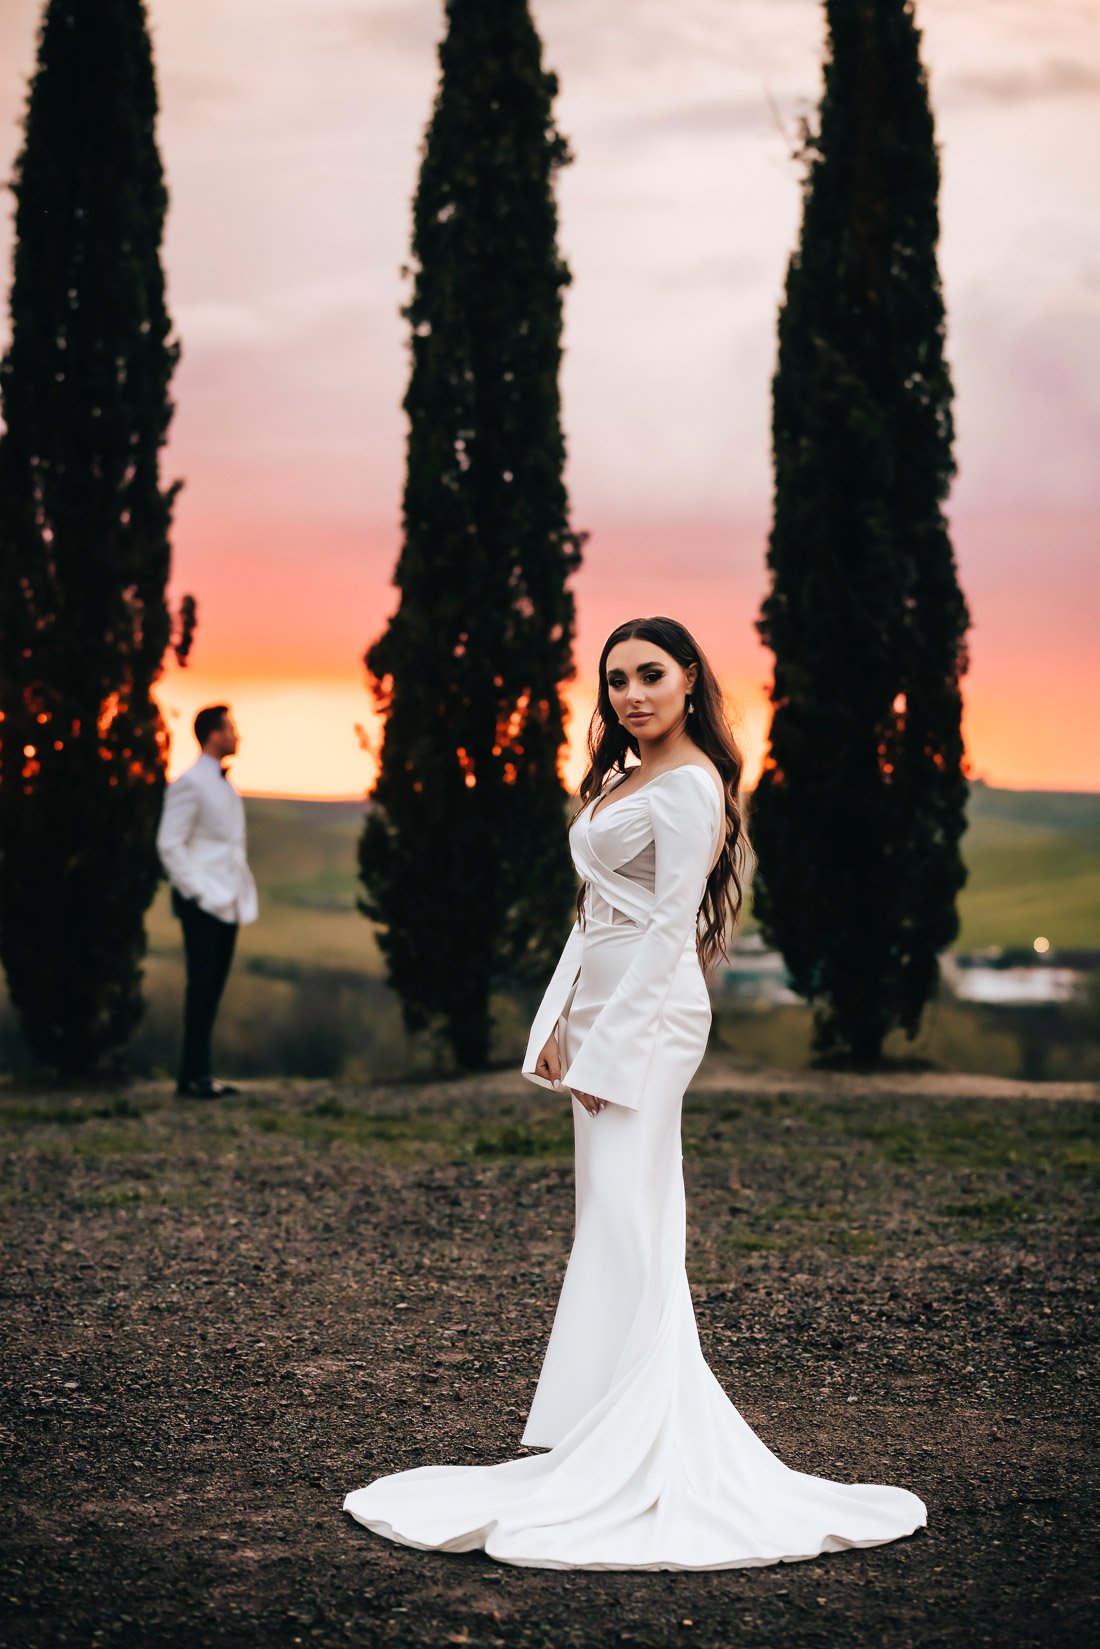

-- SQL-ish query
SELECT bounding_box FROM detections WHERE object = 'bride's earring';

[686,696,694,717]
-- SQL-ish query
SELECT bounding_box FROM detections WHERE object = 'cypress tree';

[0,0,181,1076]
[359,0,583,1069]
[753,0,970,1064]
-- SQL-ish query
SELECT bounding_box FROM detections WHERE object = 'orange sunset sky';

[1,0,1098,797]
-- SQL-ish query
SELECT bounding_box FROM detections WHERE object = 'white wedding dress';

[344,764,926,1569]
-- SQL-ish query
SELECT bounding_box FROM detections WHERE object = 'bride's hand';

[536,1033,606,1115]
[535,1032,562,1086]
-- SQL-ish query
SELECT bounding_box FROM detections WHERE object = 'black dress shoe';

[176,1078,218,1099]
[176,1077,238,1099]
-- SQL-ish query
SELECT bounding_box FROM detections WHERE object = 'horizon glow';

[1,0,1097,797]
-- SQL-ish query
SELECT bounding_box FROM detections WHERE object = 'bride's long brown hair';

[571,616,749,972]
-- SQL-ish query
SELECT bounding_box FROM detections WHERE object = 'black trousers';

[173,890,238,1084]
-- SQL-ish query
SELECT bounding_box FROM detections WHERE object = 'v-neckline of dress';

[588,764,707,825]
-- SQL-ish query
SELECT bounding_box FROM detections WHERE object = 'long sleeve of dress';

[560,767,721,1111]
[521,918,585,1091]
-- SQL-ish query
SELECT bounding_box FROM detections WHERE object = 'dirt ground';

[1,1057,1097,1649]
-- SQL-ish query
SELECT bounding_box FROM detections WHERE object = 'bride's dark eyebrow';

[608,661,664,675]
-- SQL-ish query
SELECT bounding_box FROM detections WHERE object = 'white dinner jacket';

[521,765,723,1110]
[156,753,259,926]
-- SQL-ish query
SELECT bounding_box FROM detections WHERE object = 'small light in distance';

[1033,936,1050,954]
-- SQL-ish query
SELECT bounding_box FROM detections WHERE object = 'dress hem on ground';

[341,1496,928,1572]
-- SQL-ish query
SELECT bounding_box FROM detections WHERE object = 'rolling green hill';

[957,782,1100,950]
[152,782,1097,973]
[4,783,1094,1083]
[145,798,378,975]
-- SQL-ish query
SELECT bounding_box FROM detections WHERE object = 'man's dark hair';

[194,705,229,747]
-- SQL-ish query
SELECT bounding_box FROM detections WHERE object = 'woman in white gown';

[344,616,926,1569]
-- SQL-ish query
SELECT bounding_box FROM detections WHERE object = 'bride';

[344,615,926,1570]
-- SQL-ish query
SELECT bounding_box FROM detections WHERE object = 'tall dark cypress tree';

[753,0,970,1064]
[0,0,181,1076]
[359,0,583,1070]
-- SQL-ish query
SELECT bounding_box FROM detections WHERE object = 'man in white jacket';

[156,705,258,1098]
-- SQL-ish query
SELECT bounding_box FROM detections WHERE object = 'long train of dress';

[343,765,926,1569]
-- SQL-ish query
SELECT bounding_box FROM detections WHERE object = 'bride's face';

[605,640,697,744]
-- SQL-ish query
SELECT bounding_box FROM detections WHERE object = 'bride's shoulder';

[651,759,724,815]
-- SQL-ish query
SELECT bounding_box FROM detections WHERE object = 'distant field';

[5,782,1096,1082]
[955,783,1100,950]
[145,798,377,976]
[146,779,1099,986]
[156,782,1098,972]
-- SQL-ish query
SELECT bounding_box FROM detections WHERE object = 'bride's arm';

[559,767,720,1112]
[520,917,584,1090]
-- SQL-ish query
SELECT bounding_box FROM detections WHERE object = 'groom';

[156,705,258,1099]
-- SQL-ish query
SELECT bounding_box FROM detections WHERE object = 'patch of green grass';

[863,1117,1015,1168]
[800,1099,1100,1175]
[1060,1142,1100,1178]
[765,1203,848,1223]
[61,1128,160,1159]
[738,1207,883,1253]
[246,1106,450,1155]
[721,1205,882,1259]
[0,1186,49,1207]
[471,1121,572,1159]
[831,1226,880,1254]
[252,1108,402,1141]
[721,1229,782,1253]
[0,1094,148,1128]
[933,1193,1047,1240]
[309,1096,347,1119]
[938,1194,1036,1221]
[88,1184,149,1207]
[241,1099,575,1163]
